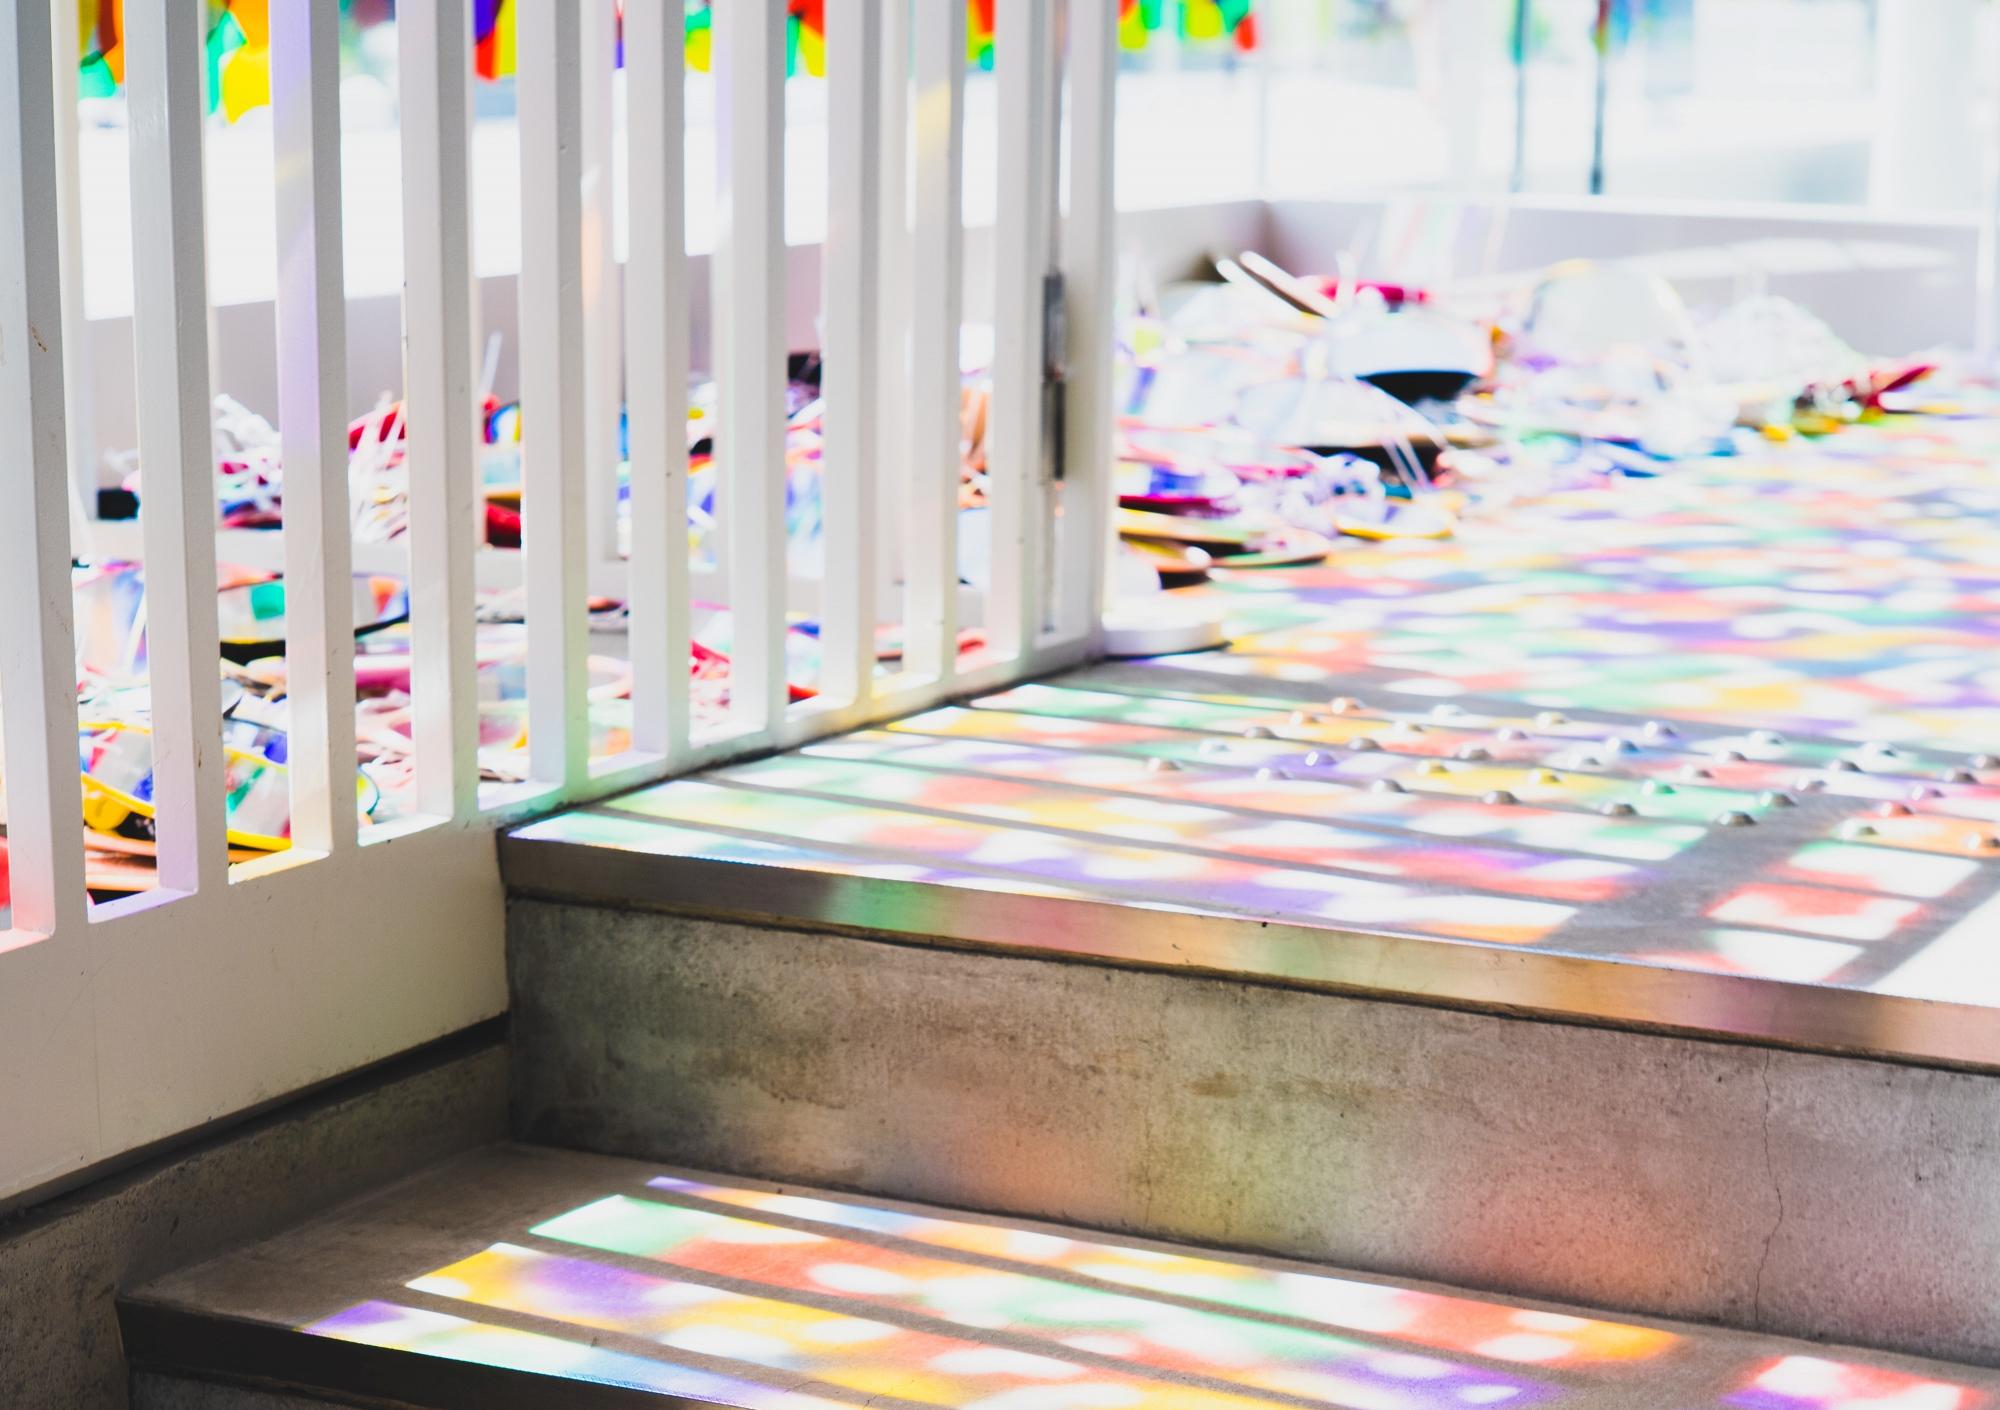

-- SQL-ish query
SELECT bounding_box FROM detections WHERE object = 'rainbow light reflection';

[301,1176,1993,1409]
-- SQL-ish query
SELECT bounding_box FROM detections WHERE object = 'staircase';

[81,381,2000,1410]
[119,661,2000,1406]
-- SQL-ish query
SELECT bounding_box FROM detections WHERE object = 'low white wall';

[79,199,1272,473]
[1267,195,1984,357]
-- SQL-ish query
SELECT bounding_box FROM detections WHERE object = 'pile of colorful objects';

[1107,250,1941,598]
[65,562,413,892]
[59,349,998,897]
[1461,262,1936,454]
[1111,252,1489,589]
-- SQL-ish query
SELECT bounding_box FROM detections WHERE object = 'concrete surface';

[124,1143,2000,1410]
[510,898,2000,1369]
[130,1377,365,1410]
[0,1026,507,1410]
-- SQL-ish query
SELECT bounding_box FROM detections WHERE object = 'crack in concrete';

[1752,1049,1784,1329]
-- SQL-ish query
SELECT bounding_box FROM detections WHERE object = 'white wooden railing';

[0,0,1116,1206]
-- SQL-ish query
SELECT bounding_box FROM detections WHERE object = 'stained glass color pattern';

[514,413,2000,1007]
[163,1152,1985,1409]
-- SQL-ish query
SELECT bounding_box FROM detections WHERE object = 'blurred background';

[67,0,2000,318]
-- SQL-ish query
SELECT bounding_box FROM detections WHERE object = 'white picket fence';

[0,0,1116,1204]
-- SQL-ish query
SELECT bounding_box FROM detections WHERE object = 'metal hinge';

[1042,271,1067,482]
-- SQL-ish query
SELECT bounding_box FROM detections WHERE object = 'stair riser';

[511,899,2000,1370]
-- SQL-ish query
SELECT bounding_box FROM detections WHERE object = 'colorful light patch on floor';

[297,1167,1995,1409]
[636,1177,1675,1371]
[1163,418,2000,756]
[531,1194,1554,1407]
[514,412,2000,1006]
[1725,1355,1984,1410]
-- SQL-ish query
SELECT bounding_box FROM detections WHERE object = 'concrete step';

[501,894,2000,1371]
[498,667,2000,1368]
[123,1143,2000,1410]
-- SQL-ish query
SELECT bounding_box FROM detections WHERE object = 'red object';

[485,501,522,548]
[1314,278,1432,309]
[689,640,817,703]
[1861,362,1935,405]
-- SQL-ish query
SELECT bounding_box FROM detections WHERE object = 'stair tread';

[126,1143,2000,1410]
[503,656,2000,1067]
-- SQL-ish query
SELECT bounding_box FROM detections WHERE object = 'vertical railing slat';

[712,0,788,732]
[988,0,1054,661]
[400,0,482,822]
[580,0,623,573]
[906,0,967,683]
[271,0,355,855]
[821,0,885,707]
[625,0,691,760]
[875,0,912,629]
[1059,0,1118,646]
[0,0,86,934]
[50,0,97,561]
[518,0,591,787]
[125,0,229,892]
